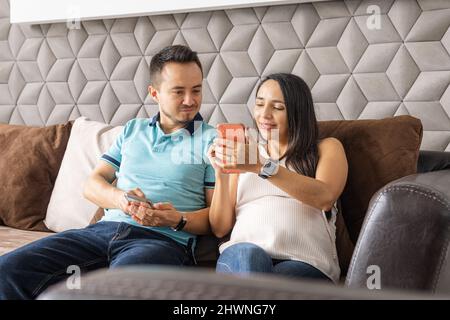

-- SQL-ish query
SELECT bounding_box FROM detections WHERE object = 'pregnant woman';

[208,73,348,283]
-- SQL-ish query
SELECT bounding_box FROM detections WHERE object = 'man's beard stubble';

[160,105,195,126]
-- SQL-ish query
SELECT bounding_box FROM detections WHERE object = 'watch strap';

[172,215,187,231]
[258,169,270,179]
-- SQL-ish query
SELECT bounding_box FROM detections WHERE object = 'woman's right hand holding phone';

[211,126,261,175]
[207,142,228,178]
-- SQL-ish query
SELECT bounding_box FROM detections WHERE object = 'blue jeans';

[216,243,332,282]
[0,221,192,300]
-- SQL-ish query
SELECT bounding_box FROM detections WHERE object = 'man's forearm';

[83,174,123,209]
[181,207,211,235]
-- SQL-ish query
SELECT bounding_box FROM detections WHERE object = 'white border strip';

[10,0,329,24]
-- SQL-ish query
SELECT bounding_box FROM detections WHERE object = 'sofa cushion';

[0,122,72,231]
[318,115,423,245]
[44,117,123,232]
[0,226,53,256]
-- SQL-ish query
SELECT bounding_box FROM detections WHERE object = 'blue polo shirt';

[99,112,216,249]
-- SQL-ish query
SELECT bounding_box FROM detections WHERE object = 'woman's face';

[254,79,288,143]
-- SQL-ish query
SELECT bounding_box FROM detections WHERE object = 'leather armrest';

[345,170,450,294]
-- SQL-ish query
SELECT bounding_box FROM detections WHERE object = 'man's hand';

[130,202,182,228]
[116,187,147,215]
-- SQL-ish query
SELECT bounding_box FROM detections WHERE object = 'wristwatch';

[171,214,187,231]
[258,158,279,179]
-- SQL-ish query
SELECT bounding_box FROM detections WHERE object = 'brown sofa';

[38,150,450,300]
[1,115,449,298]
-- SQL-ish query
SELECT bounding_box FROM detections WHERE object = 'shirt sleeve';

[100,121,131,171]
[204,165,216,189]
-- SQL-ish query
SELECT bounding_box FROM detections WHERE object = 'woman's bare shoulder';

[318,137,344,154]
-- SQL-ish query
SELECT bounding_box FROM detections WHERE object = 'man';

[0,45,216,300]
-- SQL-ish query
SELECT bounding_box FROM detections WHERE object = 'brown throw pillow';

[0,122,72,231]
[319,115,423,247]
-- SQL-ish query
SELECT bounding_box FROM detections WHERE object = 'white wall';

[10,0,328,24]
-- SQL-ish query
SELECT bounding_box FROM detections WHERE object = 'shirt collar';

[149,112,203,136]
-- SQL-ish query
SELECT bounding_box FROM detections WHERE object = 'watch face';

[262,159,279,176]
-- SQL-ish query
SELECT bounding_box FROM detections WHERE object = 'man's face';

[149,62,203,129]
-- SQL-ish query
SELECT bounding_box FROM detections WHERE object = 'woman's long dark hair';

[256,73,319,178]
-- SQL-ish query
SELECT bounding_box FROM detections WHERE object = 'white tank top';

[219,155,341,283]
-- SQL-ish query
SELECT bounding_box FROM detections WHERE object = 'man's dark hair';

[150,45,203,87]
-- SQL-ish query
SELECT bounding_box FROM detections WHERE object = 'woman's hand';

[207,143,227,176]
[213,128,262,174]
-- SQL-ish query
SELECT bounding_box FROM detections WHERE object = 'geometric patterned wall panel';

[0,0,449,150]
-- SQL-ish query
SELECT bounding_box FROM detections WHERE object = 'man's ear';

[148,85,159,103]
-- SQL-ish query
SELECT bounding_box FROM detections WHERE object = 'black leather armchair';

[346,151,450,294]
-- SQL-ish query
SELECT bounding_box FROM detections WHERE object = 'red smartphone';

[216,123,246,174]
[124,193,155,209]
